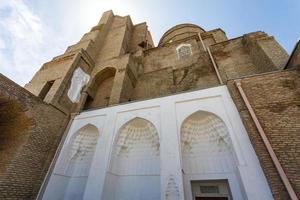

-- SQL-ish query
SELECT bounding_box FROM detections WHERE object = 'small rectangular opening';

[39,80,54,100]
[191,180,232,200]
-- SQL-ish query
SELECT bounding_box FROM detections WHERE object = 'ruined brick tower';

[0,10,299,200]
[23,10,290,111]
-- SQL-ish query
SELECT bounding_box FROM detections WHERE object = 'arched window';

[103,118,161,200]
[84,67,116,109]
[176,44,192,59]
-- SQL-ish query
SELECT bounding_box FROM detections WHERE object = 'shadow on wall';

[0,97,32,176]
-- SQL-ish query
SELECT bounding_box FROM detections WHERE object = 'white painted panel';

[67,67,90,103]
[43,86,272,200]
[103,117,161,200]
[103,174,160,200]
[181,111,235,174]
[43,123,100,200]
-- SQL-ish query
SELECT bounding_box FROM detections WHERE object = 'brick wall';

[0,74,69,199]
[286,41,300,69]
[227,69,300,199]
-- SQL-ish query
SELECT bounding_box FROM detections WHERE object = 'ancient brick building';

[0,10,299,200]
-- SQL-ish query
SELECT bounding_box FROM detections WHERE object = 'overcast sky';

[0,0,300,86]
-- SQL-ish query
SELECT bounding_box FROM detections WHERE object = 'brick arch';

[83,67,117,109]
[90,67,117,87]
[0,97,32,176]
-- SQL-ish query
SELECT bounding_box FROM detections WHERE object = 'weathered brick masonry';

[227,69,300,199]
[0,74,69,199]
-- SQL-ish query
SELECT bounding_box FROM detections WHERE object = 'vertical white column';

[83,110,117,200]
[160,100,184,200]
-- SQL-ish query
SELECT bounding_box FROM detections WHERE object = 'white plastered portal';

[42,86,273,200]
[102,118,161,200]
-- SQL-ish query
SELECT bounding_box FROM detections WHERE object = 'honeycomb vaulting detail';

[65,124,99,177]
[181,111,235,174]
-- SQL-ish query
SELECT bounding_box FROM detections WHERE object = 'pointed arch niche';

[44,124,99,200]
[180,111,242,199]
[64,124,99,177]
[84,67,116,110]
[103,117,161,200]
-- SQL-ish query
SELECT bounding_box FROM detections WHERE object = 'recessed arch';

[180,110,235,174]
[84,67,116,109]
[69,123,99,141]
[102,117,161,200]
[180,110,243,199]
[110,117,160,172]
[64,124,99,176]
[45,123,100,200]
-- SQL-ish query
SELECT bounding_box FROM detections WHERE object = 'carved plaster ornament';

[67,67,90,103]
[165,175,180,200]
[115,118,160,156]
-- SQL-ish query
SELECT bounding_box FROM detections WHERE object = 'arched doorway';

[103,118,161,200]
[84,68,116,109]
[180,111,242,200]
